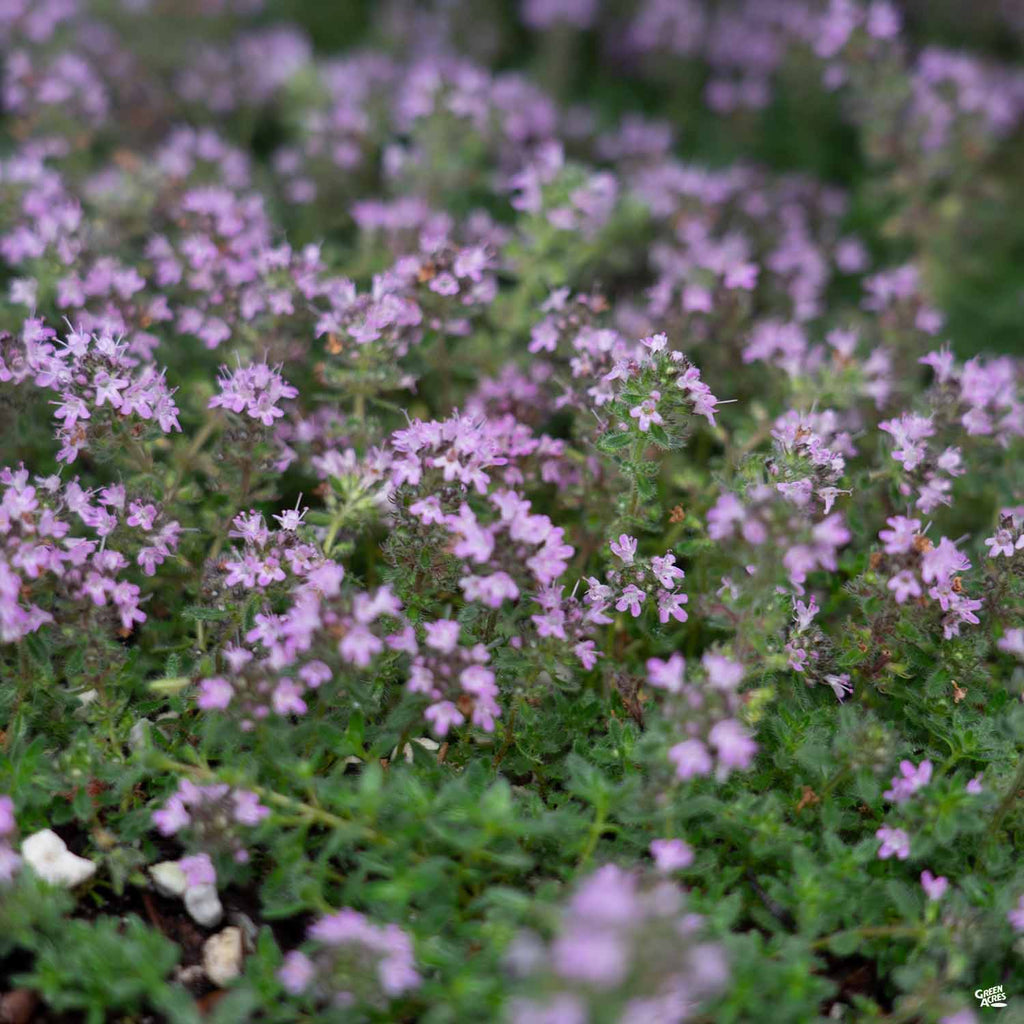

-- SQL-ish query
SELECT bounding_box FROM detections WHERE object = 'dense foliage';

[1,1,1023,1021]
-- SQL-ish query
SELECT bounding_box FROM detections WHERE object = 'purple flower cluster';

[510,864,727,1024]
[408,619,500,736]
[595,534,689,626]
[883,759,933,805]
[0,466,180,641]
[0,4,1021,1015]
[877,523,982,640]
[152,779,269,864]
[209,361,298,427]
[2,323,180,463]
[278,908,420,1006]
[646,652,757,782]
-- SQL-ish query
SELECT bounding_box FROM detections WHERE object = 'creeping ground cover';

[2,0,1024,1020]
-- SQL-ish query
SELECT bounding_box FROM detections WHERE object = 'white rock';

[149,860,188,898]
[21,829,96,888]
[184,882,223,927]
[203,926,243,987]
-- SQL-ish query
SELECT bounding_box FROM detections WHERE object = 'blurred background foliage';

[267,0,1024,357]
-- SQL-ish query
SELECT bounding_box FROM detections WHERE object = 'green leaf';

[597,431,633,452]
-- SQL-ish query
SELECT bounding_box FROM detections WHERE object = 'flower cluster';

[0,465,179,642]
[647,651,757,781]
[509,864,727,1024]
[209,361,298,427]
[278,908,420,1007]
[407,619,500,736]
[875,521,982,639]
[0,2,1022,1022]
[596,534,689,626]
[884,759,933,805]
[152,778,270,864]
[2,323,180,463]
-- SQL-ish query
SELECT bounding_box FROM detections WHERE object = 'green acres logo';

[976,985,1008,1009]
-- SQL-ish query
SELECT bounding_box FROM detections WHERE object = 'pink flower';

[209,361,297,426]
[629,390,663,431]
[153,797,190,836]
[650,838,694,872]
[921,537,971,585]
[785,643,808,672]
[272,678,308,716]
[708,719,757,771]
[0,843,20,884]
[424,619,461,654]
[0,796,15,838]
[299,661,331,688]
[984,528,1020,558]
[875,826,910,860]
[609,534,637,563]
[1008,895,1024,932]
[668,739,712,780]
[703,653,744,691]
[884,760,932,804]
[650,553,685,588]
[425,700,465,737]
[878,516,920,555]
[278,950,315,994]
[574,641,600,669]
[657,590,688,623]
[646,653,685,693]
[887,570,921,604]
[998,629,1024,659]
[615,584,646,617]
[197,677,234,710]
[793,596,818,631]
[825,673,853,701]
[179,853,216,887]
[340,625,384,667]
[232,790,270,826]
[707,493,745,540]
[920,870,948,901]
[460,572,519,607]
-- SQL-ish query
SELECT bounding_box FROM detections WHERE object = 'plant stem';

[809,924,926,951]
[818,766,852,800]
[491,702,518,770]
[165,413,220,504]
[986,752,1024,841]
[152,755,383,841]
[578,804,608,867]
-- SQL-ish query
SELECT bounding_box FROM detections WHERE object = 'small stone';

[184,882,223,927]
[228,911,258,948]
[21,829,96,888]
[203,926,243,987]
[149,860,188,898]
[173,964,207,992]
[0,988,39,1024]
